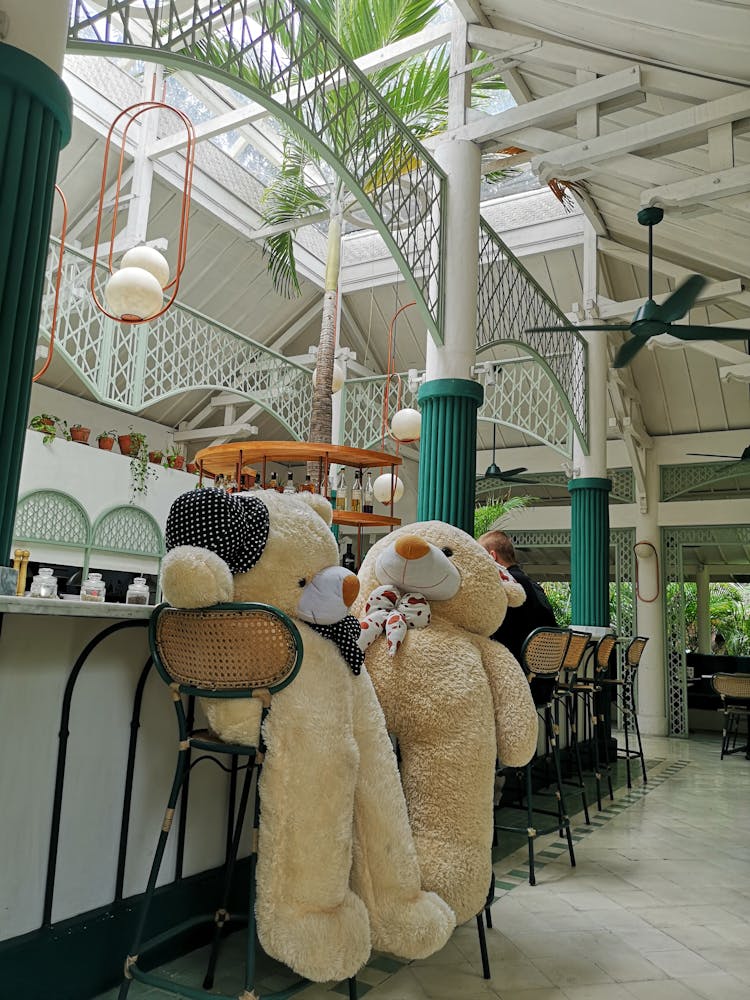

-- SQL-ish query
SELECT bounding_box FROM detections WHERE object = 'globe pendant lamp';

[312,360,345,393]
[373,473,405,504]
[90,92,195,325]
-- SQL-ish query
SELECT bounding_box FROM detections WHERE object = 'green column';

[569,477,612,626]
[417,378,483,535]
[0,44,71,561]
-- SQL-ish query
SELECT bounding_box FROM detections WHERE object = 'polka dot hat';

[165,488,270,574]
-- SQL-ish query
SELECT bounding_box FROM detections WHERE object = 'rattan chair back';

[149,602,303,699]
[594,634,618,675]
[562,631,591,674]
[711,672,750,701]
[624,636,648,673]
[522,627,571,678]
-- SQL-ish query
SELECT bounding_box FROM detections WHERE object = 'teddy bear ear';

[497,566,527,607]
[295,491,333,526]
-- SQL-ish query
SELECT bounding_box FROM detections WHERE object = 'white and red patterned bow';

[357,584,431,657]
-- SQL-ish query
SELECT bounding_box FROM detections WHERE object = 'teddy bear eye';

[441,547,453,557]
[298,578,306,587]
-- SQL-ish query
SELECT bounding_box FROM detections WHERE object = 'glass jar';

[125,576,150,606]
[80,571,106,603]
[30,567,58,599]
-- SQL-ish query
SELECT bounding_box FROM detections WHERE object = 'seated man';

[479,529,558,664]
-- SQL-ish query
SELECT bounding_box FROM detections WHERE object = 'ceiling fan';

[525,207,750,368]
[478,424,539,484]
[687,445,750,462]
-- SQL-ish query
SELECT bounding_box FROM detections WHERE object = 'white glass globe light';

[373,473,405,504]
[312,361,345,393]
[105,267,164,321]
[390,407,421,442]
[121,245,170,289]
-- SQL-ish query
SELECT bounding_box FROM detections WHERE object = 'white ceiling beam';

[533,88,750,182]
[641,164,750,211]
[248,211,330,243]
[173,423,258,442]
[442,65,642,146]
[500,66,532,104]
[596,279,745,320]
[720,361,750,383]
[598,238,705,281]
[708,123,735,172]
[148,22,452,158]
[646,334,749,366]
[450,0,490,26]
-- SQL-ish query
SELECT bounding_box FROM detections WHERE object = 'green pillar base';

[569,477,612,627]
[0,44,72,560]
[417,378,483,535]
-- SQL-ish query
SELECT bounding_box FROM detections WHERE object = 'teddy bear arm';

[349,672,455,958]
[478,639,539,767]
[160,546,234,608]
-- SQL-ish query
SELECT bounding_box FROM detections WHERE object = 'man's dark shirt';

[490,563,557,664]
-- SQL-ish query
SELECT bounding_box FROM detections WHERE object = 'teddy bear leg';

[255,663,372,983]
[349,674,455,959]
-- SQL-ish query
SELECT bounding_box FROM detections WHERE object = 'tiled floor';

[101,733,750,1000]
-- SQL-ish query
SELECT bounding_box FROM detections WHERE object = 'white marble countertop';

[0,595,153,619]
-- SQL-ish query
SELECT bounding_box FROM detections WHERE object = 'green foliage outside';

[473,495,534,539]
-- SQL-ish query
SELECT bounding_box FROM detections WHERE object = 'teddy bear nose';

[342,574,360,607]
[394,535,431,561]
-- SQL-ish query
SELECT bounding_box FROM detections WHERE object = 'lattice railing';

[340,375,419,451]
[91,506,164,556]
[67,0,445,339]
[662,523,750,737]
[479,370,571,455]
[40,241,314,439]
[14,491,91,549]
[477,219,587,450]
[475,468,635,503]
[661,461,750,501]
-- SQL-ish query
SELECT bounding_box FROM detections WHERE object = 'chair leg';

[484,870,495,928]
[565,695,590,824]
[348,976,358,999]
[589,697,603,812]
[630,690,647,784]
[203,757,256,990]
[547,707,575,870]
[525,763,536,886]
[118,748,189,998]
[622,689,633,789]
[596,688,614,801]
[476,912,491,980]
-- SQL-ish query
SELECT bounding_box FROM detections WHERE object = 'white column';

[696,564,711,654]
[3,0,70,72]
[425,138,481,380]
[574,219,608,478]
[635,451,667,735]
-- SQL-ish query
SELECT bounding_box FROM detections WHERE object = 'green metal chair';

[710,673,750,760]
[495,627,576,886]
[118,602,356,1000]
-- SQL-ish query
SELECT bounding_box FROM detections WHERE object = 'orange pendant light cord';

[33,184,68,383]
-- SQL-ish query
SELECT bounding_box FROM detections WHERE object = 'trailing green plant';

[29,413,70,444]
[127,429,157,502]
[97,429,117,442]
[165,445,184,470]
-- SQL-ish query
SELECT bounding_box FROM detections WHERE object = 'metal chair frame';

[495,627,576,886]
[118,602,358,1000]
[552,630,593,825]
[710,673,750,760]
[572,633,618,810]
[597,636,649,789]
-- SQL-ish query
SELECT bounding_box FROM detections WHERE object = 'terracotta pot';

[168,454,185,471]
[186,462,198,474]
[148,451,164,465]
[118,434,133,456]
[97,436,115,451]
[70,426,91,444]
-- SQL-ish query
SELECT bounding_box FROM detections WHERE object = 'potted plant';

[97,430,117,451]
[165,446,185,471]
[29,413,69,445]
[69,423,91,444]
[120,428,156,502]
[148,449,164,466]
[186,462,198,474]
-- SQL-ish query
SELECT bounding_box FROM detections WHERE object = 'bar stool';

[710,673,750,760]
[573,633,617,810]
[495,627,576,886]
[552,630,594,825]
[118,602,358,1000]
[597,636,649,788]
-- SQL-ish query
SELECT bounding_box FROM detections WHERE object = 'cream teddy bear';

[160,488,455,983]
[355,521,539,925]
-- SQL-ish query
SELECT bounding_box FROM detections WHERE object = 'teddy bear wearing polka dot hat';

[355,520,539,926]
[161,488,455,983]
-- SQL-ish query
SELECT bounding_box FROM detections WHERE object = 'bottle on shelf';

[80,571,106,603]
[328,468,337,506]
[299,473,315,494]
[266,471,279,491]
[350,470,362,513]
[29,566,58,599]
[283,470,296,494]
[363,471,374,514]
[341,542,356,572]
[126,576,150,605]
[335,467,347,510]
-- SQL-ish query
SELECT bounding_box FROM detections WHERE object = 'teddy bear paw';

[369,890,456,961]
[258,890,371,983]
[161,546,234,608]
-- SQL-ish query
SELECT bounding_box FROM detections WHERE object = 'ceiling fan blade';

[525,324,631,333]
[612,337,648,368]
[657,274,706,323]
[500,467,528,478]
[669,324,750,341]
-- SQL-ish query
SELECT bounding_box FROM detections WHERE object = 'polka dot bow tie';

[358,585,431,657]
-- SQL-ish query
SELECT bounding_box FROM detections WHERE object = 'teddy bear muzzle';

[297,565,360,625]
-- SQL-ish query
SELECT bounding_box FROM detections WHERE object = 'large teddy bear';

[354,521,539,925]
[160,488,455,982]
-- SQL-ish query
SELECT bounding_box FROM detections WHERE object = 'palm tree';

[259,0,507,450]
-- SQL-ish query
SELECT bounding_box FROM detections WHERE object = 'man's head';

[478,529,517,568]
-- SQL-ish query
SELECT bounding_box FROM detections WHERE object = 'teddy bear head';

[356,520,524,637]
[162,487,358,625]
